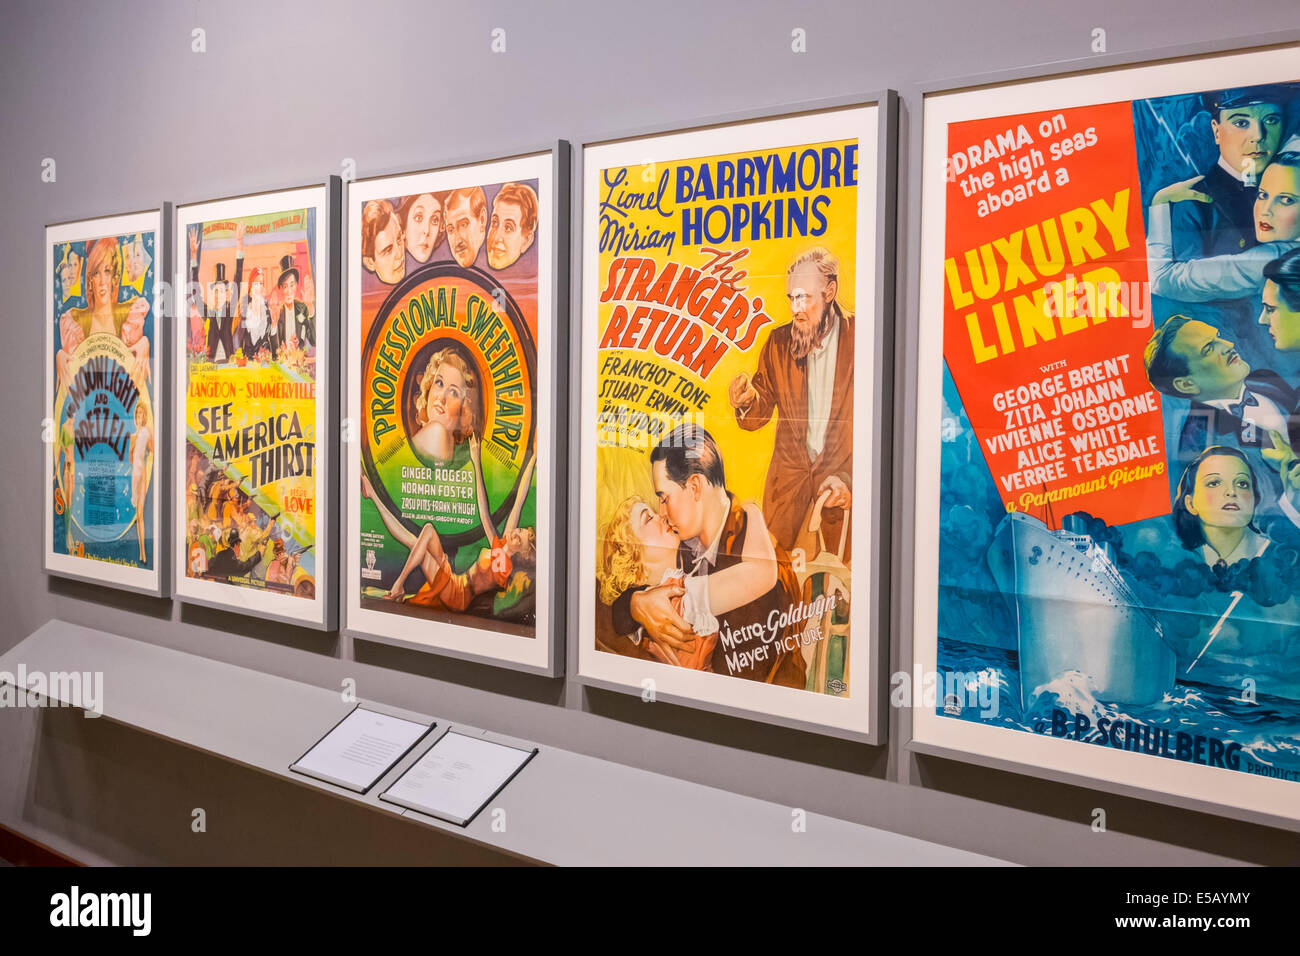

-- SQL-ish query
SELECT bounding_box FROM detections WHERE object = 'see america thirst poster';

[45,210,165,595]
[346,151,559,674]
[911,43,1300,825]
[174,185,335,628]
[577,102,887,738]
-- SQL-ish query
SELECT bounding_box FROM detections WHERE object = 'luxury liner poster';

[45,211,163,595]
[577,104,881,737]
[913,44,1300,823]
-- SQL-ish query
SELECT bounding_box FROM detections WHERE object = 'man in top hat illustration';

[189,224,242,363]
[274,253,315,355]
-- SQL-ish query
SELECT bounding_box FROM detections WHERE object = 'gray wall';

[2,0,1299,865]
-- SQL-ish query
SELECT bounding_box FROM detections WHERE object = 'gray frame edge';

[570,89,892,151]
[42,205,171,599]
[350,625,558,679]
[323,176,342,631]
[176,591,332,632]
[40,565,166,601]
[567,91,896,745]
[911,740,1300,834]
[572,671,879,744]
[564,134,583,686]
[867,91,900,746]
[338,143,568,676]
[346,141,561,187]
[915,27,1300,96]
[171,177,338,631]
[158,202,174,598]
[548,140,572,678]
[896,29,1300,829]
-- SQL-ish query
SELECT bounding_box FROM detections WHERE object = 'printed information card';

[290,707,432,793]
[380,730,536,826]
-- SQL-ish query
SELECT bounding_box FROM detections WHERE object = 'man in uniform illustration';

[1154,86,1290,360]
[1170,87,1288,259]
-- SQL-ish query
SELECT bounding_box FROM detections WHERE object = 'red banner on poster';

[942,101,1168,526]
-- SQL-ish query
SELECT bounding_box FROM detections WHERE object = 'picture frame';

[172,180,340,630]
[572,93,898,742]
[45,207,170,597]
[904,33,1300,830]
[345,145,568,676]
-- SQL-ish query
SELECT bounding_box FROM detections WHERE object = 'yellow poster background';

[186,364,317,547]
[595,138,859,530]
[594,136,859,694]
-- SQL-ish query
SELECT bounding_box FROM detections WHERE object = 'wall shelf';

[0,621,1009,866]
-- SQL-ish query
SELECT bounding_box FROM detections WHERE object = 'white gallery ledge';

[0,620,1010,866]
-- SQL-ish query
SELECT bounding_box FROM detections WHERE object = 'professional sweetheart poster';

[175,186,329,626]
[46,214,160,593]
[347,154,555,672]
[913,44,1300,821]
[578,105,880,736]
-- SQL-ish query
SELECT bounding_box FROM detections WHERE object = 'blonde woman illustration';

[411,348,481,464]
[597,495,778,670]
[56,237,150,392]
[128,402,153,563]
[57,417,75,553]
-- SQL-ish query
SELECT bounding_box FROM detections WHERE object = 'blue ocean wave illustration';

[937,637,1300,778]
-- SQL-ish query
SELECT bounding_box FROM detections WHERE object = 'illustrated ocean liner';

[987,512,1176,707]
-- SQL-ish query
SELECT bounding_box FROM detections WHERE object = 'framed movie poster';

[909,39,1300,828]
[345,147,567,675]
[45,209,168,596]
[574,95,897,740]
[173,182,340,629]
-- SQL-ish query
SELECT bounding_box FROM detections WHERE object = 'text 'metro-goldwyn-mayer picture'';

[912,42,1300,826]
[173,184,336,629]
[346,150,561,675]
[577,101,890,738]
[45,210,166,596]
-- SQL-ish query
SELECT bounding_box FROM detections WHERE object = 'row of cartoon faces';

[361,182,539,285]
[59,235,150,305]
